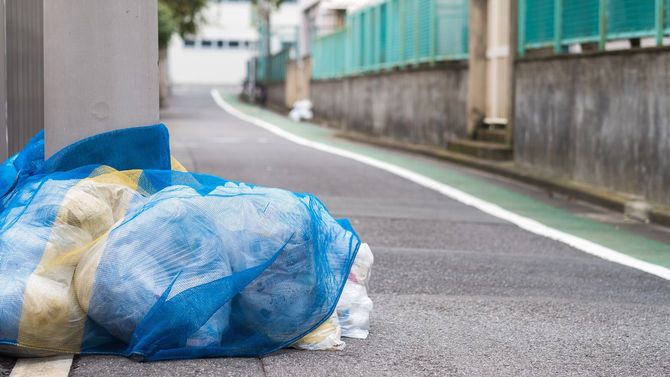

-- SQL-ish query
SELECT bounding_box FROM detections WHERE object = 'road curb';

[334,130,670,229]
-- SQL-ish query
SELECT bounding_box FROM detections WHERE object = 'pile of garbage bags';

[288,100,313,122]
[0,125,372,361]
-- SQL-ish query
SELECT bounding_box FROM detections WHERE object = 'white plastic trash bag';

[292,314,345,351]
[337,243,374,339]
[292,243,374,350]
[289,100,314,122]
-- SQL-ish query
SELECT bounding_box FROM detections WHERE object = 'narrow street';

[55,86,670,376]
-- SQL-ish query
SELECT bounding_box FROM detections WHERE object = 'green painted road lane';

[223,94,670,270]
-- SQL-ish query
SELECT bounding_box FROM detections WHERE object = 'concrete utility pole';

[484,0,515,138]
[466,0,516,144]
[0,1,6,161]
[4,0,159,158]
[43,0,159,156]
[466,0,488,139]
[5,0,44,158]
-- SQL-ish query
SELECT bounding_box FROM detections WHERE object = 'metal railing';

[518,0,670,55]
[249,48,290,85]
[268,48,290,83]
[312,0,469,80]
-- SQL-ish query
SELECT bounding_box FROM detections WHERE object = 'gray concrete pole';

[484,0,514,136]
[5,0,44,157]
[506,0,518,145]
[466,0,488,139]
[0,0,6,161]
[43,0,159,157]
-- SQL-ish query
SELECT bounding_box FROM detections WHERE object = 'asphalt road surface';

[4,86,668,377]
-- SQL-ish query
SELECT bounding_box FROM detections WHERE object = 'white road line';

[211,89,670,281]
[10,355,73,377]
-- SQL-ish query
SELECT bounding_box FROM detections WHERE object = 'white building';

[169,0,301,86]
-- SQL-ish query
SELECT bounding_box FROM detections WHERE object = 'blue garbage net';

[0,124,361,360]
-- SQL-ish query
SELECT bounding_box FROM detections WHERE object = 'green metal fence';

[519,0,670,55]
[268,48,290,83]
[250,48,290,84]
[312,0,469,80]
[312,30,347,80]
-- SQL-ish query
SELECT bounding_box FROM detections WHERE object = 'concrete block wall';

[267,83,287,109]
[310,63,468,148]
[514,49,670,205]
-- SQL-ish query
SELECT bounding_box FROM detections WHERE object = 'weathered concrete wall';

[267,83,286,109]
[311,62,468,147]
[515,49,670,205]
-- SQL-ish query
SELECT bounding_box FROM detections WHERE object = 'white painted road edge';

[10,355,73,377]
[212,89,670,281]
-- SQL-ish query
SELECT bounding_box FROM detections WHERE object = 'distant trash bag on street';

[0,124,372,361]
[289,100,313,122]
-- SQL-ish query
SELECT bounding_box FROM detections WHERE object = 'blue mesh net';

[0,125,361,360]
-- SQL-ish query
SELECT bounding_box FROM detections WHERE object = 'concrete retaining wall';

[310,62,468,148]
[514,49,670,205]
[267,83,286,109]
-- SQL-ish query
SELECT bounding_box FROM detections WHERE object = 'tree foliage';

[158,0,208,49]
[250,0,286,7]
[157,1,288,51]
[158,1,177,50]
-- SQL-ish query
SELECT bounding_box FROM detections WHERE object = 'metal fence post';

[599,0,608,50]
[399,0,405,67]
[350,15,354,75]
[387,1,393,68]
[430,0,436,65]
[374,5,379,70]
[372,7,378,70]
[554,0,563,53]
[368,8,373,71]
[357,14,362,73]
[656,0,665,46]
[518,0,526,56]
[414,0,420,65]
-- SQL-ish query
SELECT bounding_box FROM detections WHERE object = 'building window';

[183,38,256,50]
